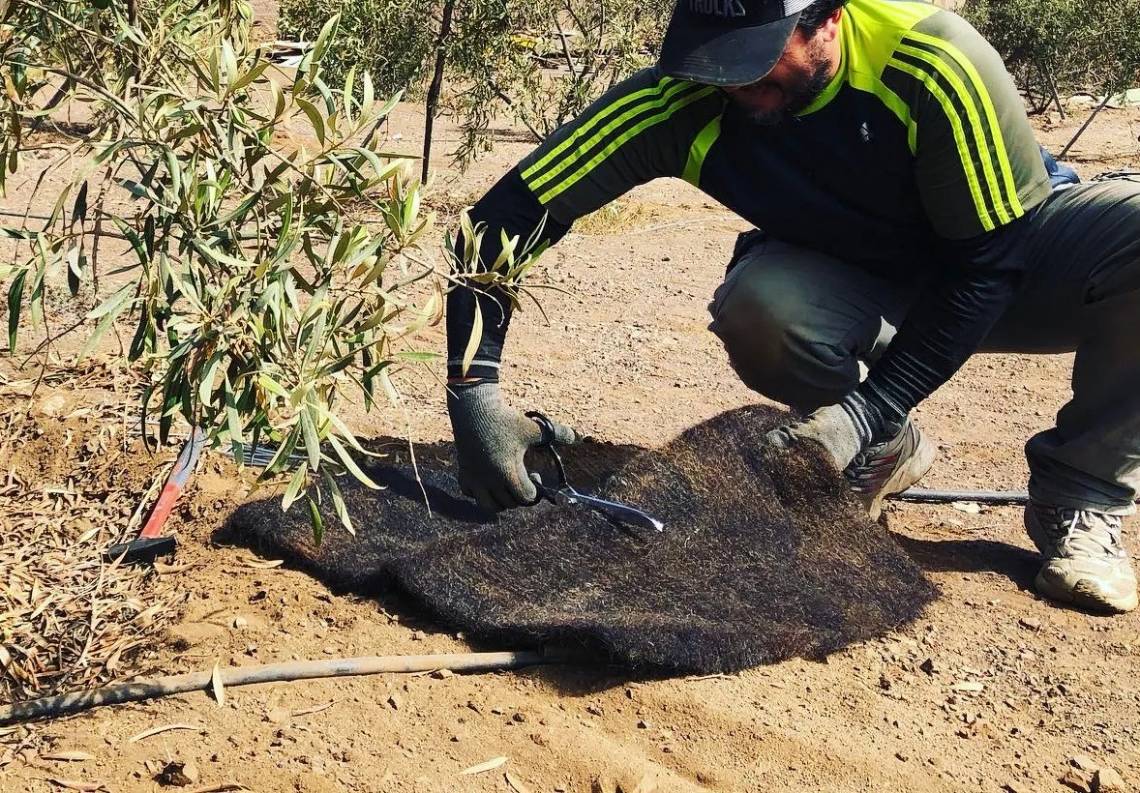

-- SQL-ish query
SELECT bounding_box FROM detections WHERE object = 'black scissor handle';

[523,411,569,506]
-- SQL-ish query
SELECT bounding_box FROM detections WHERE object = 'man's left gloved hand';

[765,398,882,471]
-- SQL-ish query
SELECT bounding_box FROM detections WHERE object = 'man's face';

[723,14,842,126]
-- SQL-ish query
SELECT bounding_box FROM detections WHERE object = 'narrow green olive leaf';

[326,433,380,489]
[379,366,399,406]
[321,469,355,536]
[307,495,325,545]
[281,465,309,513]
[300,405,321,472]
[294,97,326,146]
[79,286,136,360]
[221,40,238,88]
[225,378,245,460]
[66,246,82,297]
[6,269,26,351]
[395,351,439,362]
[199,353,222,404]
[311,15,341,66]
[461,301,484,377]
[71,181,88,225]
[86,283,135,320]
[230,59,269,93]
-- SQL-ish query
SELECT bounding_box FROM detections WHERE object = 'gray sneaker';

[1025,503,1138,614]
[845,418,936,521]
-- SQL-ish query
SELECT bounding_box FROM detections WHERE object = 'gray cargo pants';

[708,178,1140,514]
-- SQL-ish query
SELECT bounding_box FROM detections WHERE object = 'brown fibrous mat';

[232,405,939,675]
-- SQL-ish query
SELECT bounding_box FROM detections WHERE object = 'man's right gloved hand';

[447,381,578,511]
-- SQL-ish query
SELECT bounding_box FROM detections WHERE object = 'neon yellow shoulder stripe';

[683,114,723,187]
[903,28,1023,216]
[895,40,1011,224]
[887,55,995,231]
[536,86,717,205]
[521,76,678,183]
[525,80,699,194]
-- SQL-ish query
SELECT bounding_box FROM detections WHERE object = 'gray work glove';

[447,381,578,510]
[765,402,871,472]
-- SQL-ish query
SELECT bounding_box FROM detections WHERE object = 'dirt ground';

[3,5,1140,792]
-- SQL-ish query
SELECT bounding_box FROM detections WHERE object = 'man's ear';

[812,7,843,43]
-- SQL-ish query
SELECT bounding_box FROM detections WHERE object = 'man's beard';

[746,45,833,126]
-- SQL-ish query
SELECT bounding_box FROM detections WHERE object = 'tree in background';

[961,0,1140,114]
[278,0,673,180]
[0,0,444,534]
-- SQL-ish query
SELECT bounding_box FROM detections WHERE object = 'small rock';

[155,761,195,787]
[430,669,454,679]
[637,719,650,729]
[1071,756,1100,772]
[920,658,939,675]
[1019,617,1042,630]
[592,775,618,793]
[387,693,402,710]
[878,674,892,691]
[512,712,527,723]
[1061,768,1093,793]
[411,630,426,641]
[181,762,200,784]
[1093,767,1126,793]
[232,616,248,629]
[586,704,604,716]
[895,752,909,762]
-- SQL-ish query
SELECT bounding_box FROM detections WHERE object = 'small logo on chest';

[859,121,873,143]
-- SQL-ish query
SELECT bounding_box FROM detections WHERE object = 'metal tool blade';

[562,487,665,532]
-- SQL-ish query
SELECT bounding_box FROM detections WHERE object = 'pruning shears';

[525,411,664,533]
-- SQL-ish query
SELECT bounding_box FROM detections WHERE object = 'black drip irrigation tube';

[890,488,1030,505]
[892,488,1138,506]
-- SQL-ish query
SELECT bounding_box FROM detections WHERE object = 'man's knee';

[708,258,856,409]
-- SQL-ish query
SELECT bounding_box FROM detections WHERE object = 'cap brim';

[657,12,801,87]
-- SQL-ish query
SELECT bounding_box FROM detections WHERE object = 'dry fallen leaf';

[952,682,985,693]
[211,662,225,706]
[41,750,95,762]
[184,784,250,793]
[505,771,531,793]
[292,701,335,718]
[460,756,508,775]
[46,778,106,792]
[127,724,202,743]
[241,558,283,569]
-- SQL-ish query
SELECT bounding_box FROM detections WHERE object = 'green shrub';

[962,0,1140,110]
[278,0,436,98]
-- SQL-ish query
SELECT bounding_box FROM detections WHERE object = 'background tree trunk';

[422,0,458,183]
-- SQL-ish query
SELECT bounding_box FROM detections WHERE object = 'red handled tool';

[105,428,207,565]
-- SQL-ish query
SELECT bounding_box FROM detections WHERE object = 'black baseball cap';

[658,0,815,86]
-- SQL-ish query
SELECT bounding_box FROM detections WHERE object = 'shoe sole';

[1035,568,1139,614]
[867,429,937,521]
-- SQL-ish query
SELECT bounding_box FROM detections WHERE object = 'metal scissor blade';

[563,488,665,532]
